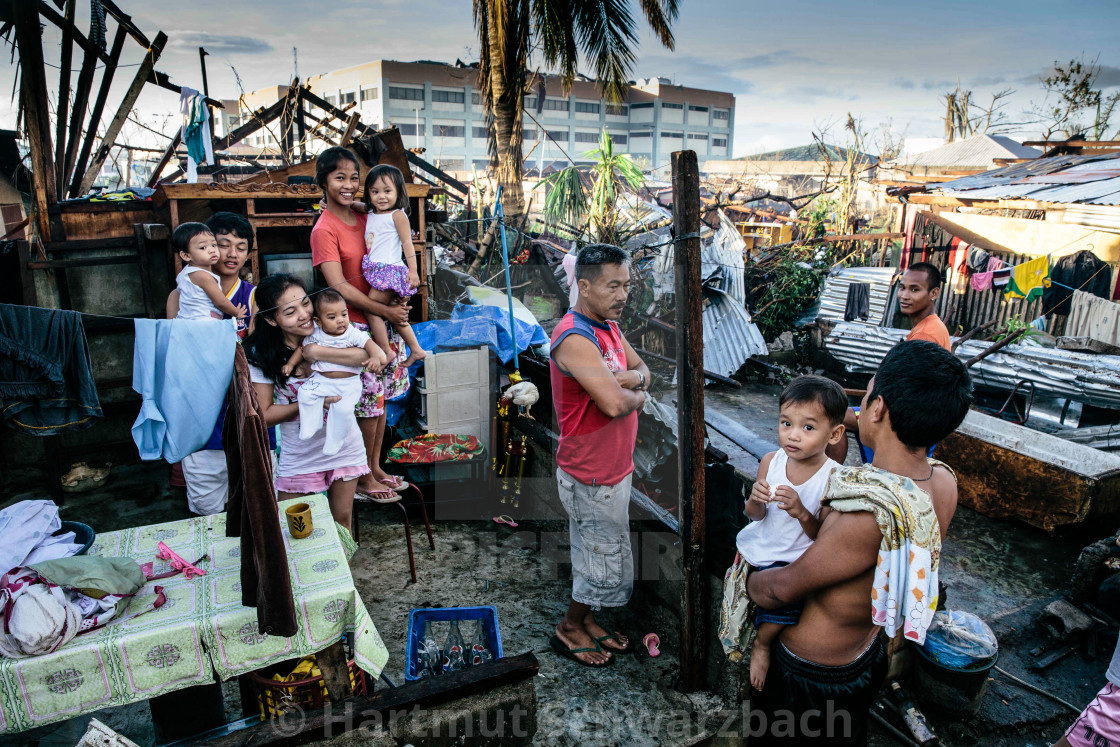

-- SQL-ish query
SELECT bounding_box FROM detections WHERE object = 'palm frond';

[571,0,638,102]
[636,0,678,49]
[533,0,579,89]
[538,166,589,228]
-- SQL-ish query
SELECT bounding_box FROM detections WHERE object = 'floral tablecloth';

[0,495,388,736]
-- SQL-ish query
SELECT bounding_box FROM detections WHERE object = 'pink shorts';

[275,464,370,495]
[1065,682,1120,747]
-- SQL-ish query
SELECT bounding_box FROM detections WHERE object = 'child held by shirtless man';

[737,375,847,690]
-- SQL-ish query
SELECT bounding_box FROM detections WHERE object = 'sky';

[3,0,1119,159]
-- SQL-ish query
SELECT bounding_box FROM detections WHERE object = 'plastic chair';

[353,483,435,583]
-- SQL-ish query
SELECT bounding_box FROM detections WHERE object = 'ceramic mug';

[285,502,313,539]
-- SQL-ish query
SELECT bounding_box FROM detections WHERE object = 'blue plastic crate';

[405,605,503,681]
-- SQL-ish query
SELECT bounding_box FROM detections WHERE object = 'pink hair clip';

[144,542,208,580]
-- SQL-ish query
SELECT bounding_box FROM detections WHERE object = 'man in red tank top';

[549,244,649,668]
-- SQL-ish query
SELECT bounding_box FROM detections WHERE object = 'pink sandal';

[643,633,661,657]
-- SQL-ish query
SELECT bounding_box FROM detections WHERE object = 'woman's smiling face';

[269,285,314,342]
[324,160,360,208]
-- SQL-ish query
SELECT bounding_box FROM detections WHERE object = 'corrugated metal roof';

[897,134,1041,169]
[825,322,1120,408]
[930,152,1120,206]
[816,266,897,324]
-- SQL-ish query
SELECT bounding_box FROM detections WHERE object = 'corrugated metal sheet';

[702,289,768,377]
[816,266,898,323]
[703,211,747,304]
[898,134,1041,170]
[931,152,1120,207]
[825,322,1120,409]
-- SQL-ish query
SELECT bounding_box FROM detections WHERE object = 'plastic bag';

[921,609,998,669]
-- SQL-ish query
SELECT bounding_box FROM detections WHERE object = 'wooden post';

[13,0,58,240]
[671,149,707,693]
[69,24,127,198]
[279,85,295,165]
[198,45,220,175]
[295,88,307,161]
[54,0,77,198]
[78,31,168,196]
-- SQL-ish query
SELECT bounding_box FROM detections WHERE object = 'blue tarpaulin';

[412,303,548,364]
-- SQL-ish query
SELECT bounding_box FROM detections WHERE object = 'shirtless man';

[748,340,972,744]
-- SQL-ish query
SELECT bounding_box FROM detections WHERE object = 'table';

[0,495,388,736]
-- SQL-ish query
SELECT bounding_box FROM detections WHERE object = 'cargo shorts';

[556,466,634,610]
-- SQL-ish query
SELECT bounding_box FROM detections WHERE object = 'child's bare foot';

[750,640,771,691]
[402,347,427,369]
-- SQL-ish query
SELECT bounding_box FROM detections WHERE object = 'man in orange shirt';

[900,262,951,350]
[826,262,953,463]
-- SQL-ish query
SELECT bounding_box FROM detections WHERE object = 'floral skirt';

[361,258,415,298]
[351,320,411,418]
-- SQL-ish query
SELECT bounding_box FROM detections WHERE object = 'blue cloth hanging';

[131,318,237,463]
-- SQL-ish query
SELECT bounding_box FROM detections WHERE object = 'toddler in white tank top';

[735,375,848,692]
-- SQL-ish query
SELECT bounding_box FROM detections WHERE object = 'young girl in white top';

[737,375,847,692]
[359,164,427,368]
[171,222,247,321]
[283,289,386,456]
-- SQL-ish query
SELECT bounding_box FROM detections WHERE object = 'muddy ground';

[1,380,1115,746]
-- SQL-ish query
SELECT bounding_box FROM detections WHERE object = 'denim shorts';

[555,467,634,610]
[752,561,804,626]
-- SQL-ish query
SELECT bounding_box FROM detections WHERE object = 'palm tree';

[472,0,678,217]
[538,130,645,245]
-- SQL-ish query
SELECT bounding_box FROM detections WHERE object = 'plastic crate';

[247,655,368,719]
[415,347,488,391]
[405,605,503,681]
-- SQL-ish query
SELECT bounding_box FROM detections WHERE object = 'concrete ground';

[2,377,1116,746]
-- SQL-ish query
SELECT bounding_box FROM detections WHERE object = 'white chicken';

[501,380,540,418]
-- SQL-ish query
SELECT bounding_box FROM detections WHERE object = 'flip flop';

[643,633,661,658]
[548,635,613,668]
[383,475,410,492]
[596,632,633,654]
[356,488,401,504]
[493,515,519,527]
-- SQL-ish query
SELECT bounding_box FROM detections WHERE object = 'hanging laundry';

[0,304,102,435]
[131,318,237,464]
[966,246,991,273]
[1067,290,1120,347]
[180,87,214,184]
[992,266,1012,288]
[970,257,1005,292]
[844,282,871,321]
[1004,255,1051,301]
[224,345,296,637]
[1043,250,1111,316]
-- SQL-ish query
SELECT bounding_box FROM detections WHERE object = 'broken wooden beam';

[97,0,149,48]
[340,112,360,146]
[51,0,77,198]
[78,31,168,197]
[146,132,183,188]
[13,0,58,238]
[37,1,111,64]
[146,70,224,108]
[68,24,127,197]
[406,150,470,195]
[212,97,289,152]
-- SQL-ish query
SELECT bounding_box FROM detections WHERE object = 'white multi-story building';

[221,60,735,174]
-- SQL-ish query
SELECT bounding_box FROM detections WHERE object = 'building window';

[713,137,727,147]
[543,98,570,112]
[606,103,628,116]
[661,102,683,110]
[713,109,730,120]
[389,86,424,101]
[340,92,356,105]
[432,90,465,104]
[575,131,599,143]
[397,123,426,136]
[361,88,378,102]
[433,124,465,138]
[473,159,491,170]
[325,94,338,106]
[227,115,240,127]
[688,105,708,112]
[662,131,683,139]
[546,129,569,141]
[523,96,536,109]
[608,133,627,145]
[523,128,537,140]
[473,126,488,139]
[688,133,709,141]
[472,92,482,105]
[631,131,652,138]
[574,101,600,114]
[630,102,654,110]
